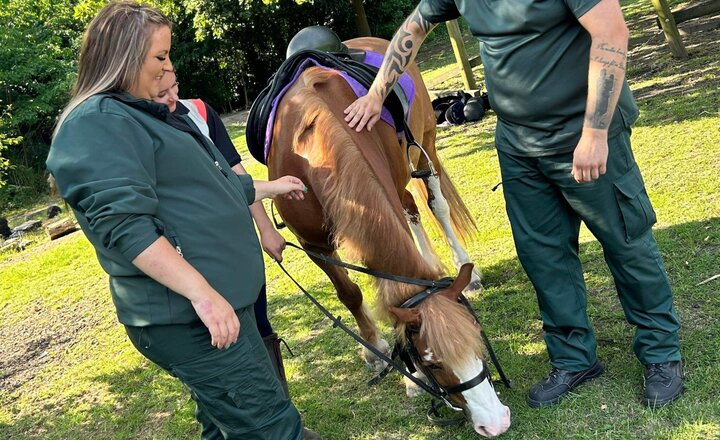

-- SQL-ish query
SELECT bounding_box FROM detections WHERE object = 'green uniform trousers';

[498,128,681,371]
[125,306,302,440]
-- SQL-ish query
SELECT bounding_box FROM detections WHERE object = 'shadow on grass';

[0,365,195,440]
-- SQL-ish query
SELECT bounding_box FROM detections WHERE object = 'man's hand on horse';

[345,93,383,132]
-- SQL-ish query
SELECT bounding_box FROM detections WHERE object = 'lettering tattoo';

[592,42,626,71]
[587,69,616,129]
[374,9,436,100]
[591,55,626,71]
[597,42,626,56]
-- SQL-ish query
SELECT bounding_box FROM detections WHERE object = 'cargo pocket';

[169,335,287,433]
[613,165,657,242]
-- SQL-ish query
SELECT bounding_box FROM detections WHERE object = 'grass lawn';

[1,1,719,438]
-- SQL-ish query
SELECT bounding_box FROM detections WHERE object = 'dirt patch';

[0,295,104,397]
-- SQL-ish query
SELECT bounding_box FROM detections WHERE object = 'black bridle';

[277,243,511,424]
[397,285,497,411]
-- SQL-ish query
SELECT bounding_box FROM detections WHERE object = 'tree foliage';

[0,0,416,207]
[0,0,81,170]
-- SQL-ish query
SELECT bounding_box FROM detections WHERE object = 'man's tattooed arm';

[585,41,627,130]
[372,7,437,101]
[344,7,437,131]
[572,0,630,182]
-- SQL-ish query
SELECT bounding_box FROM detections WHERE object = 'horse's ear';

[389,307,422,326]
[440,263,474,301]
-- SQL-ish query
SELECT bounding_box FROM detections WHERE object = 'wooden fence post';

[651,0,690,59]
[446,20,477,90]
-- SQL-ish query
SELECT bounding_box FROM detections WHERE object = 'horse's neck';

[323,130,439,305]
[292,68,440,305]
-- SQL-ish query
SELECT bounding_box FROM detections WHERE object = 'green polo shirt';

[418,0,639,156]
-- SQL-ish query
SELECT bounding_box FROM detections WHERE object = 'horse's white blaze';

[404,209,443,271]
[425,175,483,289]
[456,357,511,437]
[422,348,435,362]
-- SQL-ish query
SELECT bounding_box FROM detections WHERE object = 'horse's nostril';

[475,425,492,438]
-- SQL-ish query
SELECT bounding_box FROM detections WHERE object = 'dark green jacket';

[47,93,264,326]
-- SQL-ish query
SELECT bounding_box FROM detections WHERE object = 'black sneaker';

[643,361,684,408]
[527,360,604,408]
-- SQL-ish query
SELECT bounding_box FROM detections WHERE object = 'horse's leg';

[402,190,443,272]
[423,173,483,292]
[302,242,390,371]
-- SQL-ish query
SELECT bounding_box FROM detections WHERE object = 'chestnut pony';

[267,37,510,437]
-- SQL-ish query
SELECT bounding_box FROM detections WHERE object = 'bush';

[0,134,18,189]
[0,0,81,169]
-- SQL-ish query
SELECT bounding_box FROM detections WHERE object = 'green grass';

[1,1,719,439]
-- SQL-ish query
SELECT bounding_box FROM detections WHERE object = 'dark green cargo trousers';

[125,306,302,440]
[498,128,681,371]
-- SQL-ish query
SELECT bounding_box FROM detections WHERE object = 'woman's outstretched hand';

[254,176,307,202]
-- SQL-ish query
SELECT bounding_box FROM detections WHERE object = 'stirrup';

[406,140,436,179]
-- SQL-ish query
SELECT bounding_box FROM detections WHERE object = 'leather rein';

[277,243,512,424]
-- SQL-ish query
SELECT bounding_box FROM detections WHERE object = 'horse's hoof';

[362,338,391,372]
[365,358,388,372]
[405,375,426,398]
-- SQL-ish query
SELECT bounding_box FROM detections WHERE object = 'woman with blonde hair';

[47,2,318,438]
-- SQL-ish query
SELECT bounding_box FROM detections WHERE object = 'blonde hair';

[54,1,171,136]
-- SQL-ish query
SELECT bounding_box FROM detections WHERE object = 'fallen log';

[46,218,78,241]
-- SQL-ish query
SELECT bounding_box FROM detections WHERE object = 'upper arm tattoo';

[410,9,435,34]
[374,8,436,100]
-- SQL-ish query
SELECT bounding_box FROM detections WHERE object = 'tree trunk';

[350,0,371,37]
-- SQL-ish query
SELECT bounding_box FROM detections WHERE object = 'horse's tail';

[411,160,478,245]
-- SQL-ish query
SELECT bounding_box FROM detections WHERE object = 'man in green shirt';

[345,0,683,408]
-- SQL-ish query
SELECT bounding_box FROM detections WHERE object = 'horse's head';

[390,264,511,438]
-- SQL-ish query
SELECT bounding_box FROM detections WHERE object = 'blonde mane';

[289,67,484,367]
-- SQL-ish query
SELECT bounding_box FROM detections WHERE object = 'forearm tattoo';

[374,8,436,100]
[591,43,627,71]
[586,42,626,129]
[588,69,615,129]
